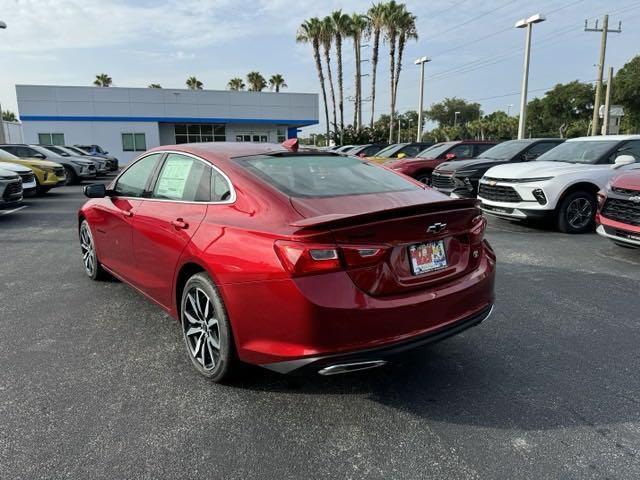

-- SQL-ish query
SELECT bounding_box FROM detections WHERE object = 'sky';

[1,0,639,135]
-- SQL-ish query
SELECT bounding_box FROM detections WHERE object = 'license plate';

[408,240,447,275]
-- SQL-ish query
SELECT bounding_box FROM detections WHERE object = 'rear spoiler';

[290,198,480,230]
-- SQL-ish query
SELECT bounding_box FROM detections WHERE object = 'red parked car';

[79,142,496,382]
[597,169,640,248]
[385,140,498,185]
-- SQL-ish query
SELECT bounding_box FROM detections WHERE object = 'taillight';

[469,214,487,243]
[341,245,389,268]
[274,241,389,276]
[274,241,342,277]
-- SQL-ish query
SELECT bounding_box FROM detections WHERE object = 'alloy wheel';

[566,197,593,229]
[80,223,96,276]
[182,287,221,371]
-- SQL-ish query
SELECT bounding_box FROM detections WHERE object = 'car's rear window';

[238,155,422,198]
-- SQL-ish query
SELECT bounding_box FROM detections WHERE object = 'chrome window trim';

[110,150,237,205]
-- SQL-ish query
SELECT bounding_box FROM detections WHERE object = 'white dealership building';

[16,85,319,163]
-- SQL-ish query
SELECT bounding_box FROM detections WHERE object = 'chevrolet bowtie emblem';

[427,223,447,233]
[489,180,497,186]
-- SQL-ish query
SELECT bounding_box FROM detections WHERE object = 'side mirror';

[522,153,536,161]
[612,154,636,169]
[397,153,407,159]
[33,153,46,159]
[104,151,109,154]
[445,153,457,160]
[83,183,107,198]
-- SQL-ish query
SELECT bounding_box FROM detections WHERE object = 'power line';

[469,79,597,102]
[423,0,517,42]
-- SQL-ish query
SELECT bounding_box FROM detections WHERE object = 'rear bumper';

[266,304,494,374]
[223,242,496,369]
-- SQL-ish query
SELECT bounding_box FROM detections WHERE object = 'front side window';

[238,155,422,198]
[122,133,147,152]
[152,154,211,202]
[38,133,65,145]
[449,144,474,158]
[536,140,619,164]
[417,143,452,158]
[114,153,162,197]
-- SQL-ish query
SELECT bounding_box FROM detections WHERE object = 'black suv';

[432,138,565,198]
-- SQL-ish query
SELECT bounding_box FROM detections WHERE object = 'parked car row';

[421,134,640,248]
[0,143,118,208]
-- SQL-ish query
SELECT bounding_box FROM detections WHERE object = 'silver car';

[0,166,23,206]
[43,145,108,174]
[0,144,96,185]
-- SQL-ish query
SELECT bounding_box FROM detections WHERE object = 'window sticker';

[155,157,193,199]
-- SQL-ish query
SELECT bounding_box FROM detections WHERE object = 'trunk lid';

[290,191,484,296]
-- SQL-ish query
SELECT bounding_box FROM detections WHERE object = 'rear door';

[131,153,216,307]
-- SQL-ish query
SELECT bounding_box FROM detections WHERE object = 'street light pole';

[0,20,7,145]
[414,56,431,142]
[515,14,546,140]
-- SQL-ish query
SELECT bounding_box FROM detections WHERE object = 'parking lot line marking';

[0,205,28,216]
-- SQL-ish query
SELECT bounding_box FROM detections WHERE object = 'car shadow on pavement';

[230,265,640,433]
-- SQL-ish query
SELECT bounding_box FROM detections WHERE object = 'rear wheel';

[557,190,596,234]
[180,273,238,382]
[79,220,108,280]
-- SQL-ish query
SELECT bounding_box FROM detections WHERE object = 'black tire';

[180,273,238,382]
[415,172,432,186]
[556,190,596,234]
[79,220,108,280]
[64,166,79,185]
[36,185,51,195]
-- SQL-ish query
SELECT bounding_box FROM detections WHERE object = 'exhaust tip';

[318,360,388,376]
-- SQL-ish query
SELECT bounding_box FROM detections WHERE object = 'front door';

[132,153,211,307]
[93,153,162,281]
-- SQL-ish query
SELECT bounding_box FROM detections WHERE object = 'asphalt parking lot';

[1,182,639,480]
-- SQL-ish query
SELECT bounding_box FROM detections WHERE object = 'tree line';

[91,73,288,92]
[297,1,417,144]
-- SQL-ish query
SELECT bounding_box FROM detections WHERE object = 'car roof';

[146,142,289,163]
[566,135,640,142]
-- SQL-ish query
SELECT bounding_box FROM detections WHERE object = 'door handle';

[171,219,189,230]
[120,210,134,218]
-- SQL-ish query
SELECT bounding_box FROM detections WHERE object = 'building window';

[38,133,65,145]
[175,124,226,144]
[235,132,269,143]
[277,127,287,143]
[122,133,147,152]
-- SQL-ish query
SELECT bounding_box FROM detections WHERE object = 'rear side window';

[238,155,422,198]
[114,153,162,197]
[475,144,494,156]
[401,145,422,157]
[152,153,211,202]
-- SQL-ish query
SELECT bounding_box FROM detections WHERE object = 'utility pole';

[414,56,431,141]
[585,15,622,136]
[602,67,614,135]
[0,20,6,145]
[397,118,401,143]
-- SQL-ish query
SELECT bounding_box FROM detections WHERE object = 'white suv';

[478,135,640,233]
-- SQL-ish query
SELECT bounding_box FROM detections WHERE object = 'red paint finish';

[597,170,640,236]
[79,143,496,370]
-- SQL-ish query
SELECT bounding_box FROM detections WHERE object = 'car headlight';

[604,181,611,191]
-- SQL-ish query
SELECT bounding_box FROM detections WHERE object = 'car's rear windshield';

[536,140,618,164]
[237,154,422,198]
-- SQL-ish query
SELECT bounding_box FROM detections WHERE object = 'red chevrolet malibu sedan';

[78,142,495,382]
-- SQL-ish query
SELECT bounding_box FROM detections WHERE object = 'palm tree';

[227,78,246,91]
[268,74,288,92]
[383,1,405,142]
[246,72,267,91]
[297,18,330,141]
[320,17,337,135]
[350,14,368,131]
[186,76,203,90]
[367,3,386,127]
[93,73,112,87]
[331,10,351,134]
[393,9,418,106]
[148,84,162,88]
